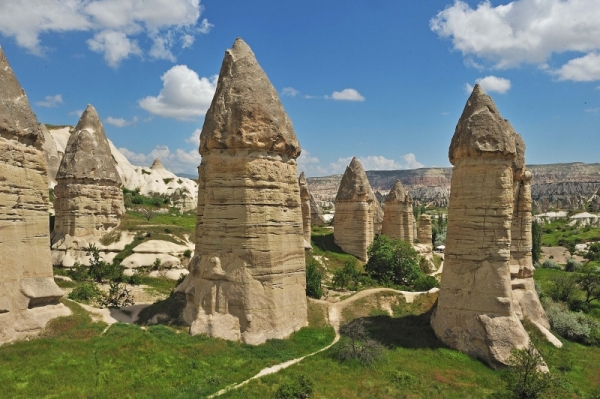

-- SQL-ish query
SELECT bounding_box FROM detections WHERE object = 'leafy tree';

[548,274,578,303]
[305,258,323,299]
[332,259,361,291]
[365,235,422,287]
[576,264,600,304]
[584,242,600,264]
[532,220,542,263]
[502,342,556,399]
[335,318,384,365]
[85,244,123,283]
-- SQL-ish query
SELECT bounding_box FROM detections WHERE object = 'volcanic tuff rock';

[334,157,375,261]
[0,47,69,345]
[309,191,327,226]
[382,180,415,242]
[430,85,540,369]
[373,197,384,235]
[177,38,307,345]
[51,105,125,263]
[40,124,61,187]
[417,214,432,247]
[299,172,312,245]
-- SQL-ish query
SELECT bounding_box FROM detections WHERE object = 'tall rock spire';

[381,180,415,242]
[177,38,307,345]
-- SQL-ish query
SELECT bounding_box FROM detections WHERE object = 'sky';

[1,0,599,177]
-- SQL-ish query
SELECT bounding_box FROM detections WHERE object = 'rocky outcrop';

[334,157,375,261]
[40,124,61,187]
[52,105,124,252]
[381,180,415,242]
[176,38,307,345]
[299,172,312,246]
[417,214,432,247]
[0,47,69,345]
[431,85,538,369]
[373,197,384,235]
[309,191,327,226]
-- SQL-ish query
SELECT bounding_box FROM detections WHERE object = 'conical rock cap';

[200,38,300,158]
[449,84,522,165]
[0,46,42,147]
[56,105,121,184]
[335,157,375,202]
[151,158,166,170]
[386,180,411,203]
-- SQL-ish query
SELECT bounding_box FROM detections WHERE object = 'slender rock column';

[299,172,312,245]
[418,214,433,247]
[382,180,415,242]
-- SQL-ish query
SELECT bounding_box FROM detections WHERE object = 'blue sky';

[1,0,599,176]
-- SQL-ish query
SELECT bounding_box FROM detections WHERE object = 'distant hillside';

[306,162,600,212]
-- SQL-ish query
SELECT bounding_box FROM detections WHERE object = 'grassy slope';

[541,218,600,247]
[0,301,334,399]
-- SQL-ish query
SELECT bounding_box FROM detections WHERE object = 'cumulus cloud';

[105,116,138,127]
[0,0,210,67]
[554,53,600,82]
[119,145,201,173]
[298,151,423,177]
[35,94,63,108]
[281,87,300,97]
[430,0,600,81]
[329,88,365,101]
[69,109,84,117]
[138,65,217,120]
[465,76,511,94]
[185,128,202,146]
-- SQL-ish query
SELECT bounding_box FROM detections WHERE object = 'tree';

[365,235,422,287]
[86,244,123,283]
[584,242,600,264]
[335,318,384,365]
[548,274,578,303]
[503,342,555,399]
[576,264,600,304]
[532,220,542,263]
[332,259,361,291]
[305,258,323,299]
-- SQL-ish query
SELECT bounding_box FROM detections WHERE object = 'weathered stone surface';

[52,105,124,248]
[0,46,69,345]
[382,180,415,242]
[334,157,375,261]
[417,214,432,247]
[373,197,384,235]
[299,172,311,244]
[431,85,534,368]
[177,38,307,345]
[40,124,61,187]
[310,191,327,227]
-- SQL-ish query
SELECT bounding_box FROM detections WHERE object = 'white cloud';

[282,87,300,97]
[105,116,138,127]
[69,109,84,117]
[185,128,202,146]
[329,88,365,101]
[430,0,600,78]
[465,76,511,94]
[35,94,63,107]
[554,53,600,82]
[138,65,218,120]
[298,151,423,177]
[585,108,600,114]
[0,0,209,67]
[119,144,201,173]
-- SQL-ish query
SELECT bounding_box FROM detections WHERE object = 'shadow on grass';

[311,232,346,255]
[136,294,187,326]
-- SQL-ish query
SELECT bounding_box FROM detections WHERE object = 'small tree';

[365,235,422,287]
[86,244,122,283]
[548,274,578,303]
[141,208,155,221]
[503,342,555,399]
[584,242,600,264]
[335,318,384,365]
[305,258,323,299]
[532,220,542,264]
[576,264,600,304]
[332,259,361,291]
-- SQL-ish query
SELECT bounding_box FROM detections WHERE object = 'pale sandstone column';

[299,172,312,245]
[373,197,384,235]
[418,214,433,247]
[333,157,375,261]
[381,179,415,242]
[0,47,70,345]
[178,38,307,345]
[431,84,531,369]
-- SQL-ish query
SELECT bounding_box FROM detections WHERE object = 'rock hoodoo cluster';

[431,85,552,368]
[417,214,433,247]
[333,157,375,261]
[176,38,307,345]
[381,180,415,242]
[299,172,312,247]
[0,47,69,345]
[51,105,125,260]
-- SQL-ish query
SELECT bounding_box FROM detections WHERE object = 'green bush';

[412,276,439,291]
[85,244,123,283]
[183,249,193,258]
[541,260,561,270]
[544,298,599,345]
[365,235,422,287]
[68,282,101,302]
[127,270,142,285]
[548,274,578,303]
[69,262,89,282]
[501,341,557,399]
[101,282,134,309]
[275,375,314,399]
[565,257,582,272]
[305,258,323,299]
[132,195,143,204]
[332,259,361,291]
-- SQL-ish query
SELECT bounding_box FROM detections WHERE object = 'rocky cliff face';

[307,163,600,211]
[177,38,307,345]
[0,47,70,345]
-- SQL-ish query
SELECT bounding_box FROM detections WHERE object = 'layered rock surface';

[299,172,312,246]
[52,105,125,259]
[334,157,375,261]
[381,180,415,242]
[177,38,307,345]
[431,85,544,368]
[0,47,69,345]
[417,214,432,247]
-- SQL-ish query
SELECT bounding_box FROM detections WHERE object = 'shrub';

[332,259,361,291]
[334,318,384,365]
[576,264,600,304]
[101,282,134,308]
[502,341,556,399]
[69,262,89,282]
[183,249,192,258]
[86,244,123,283]
[365,235,422,287]
[418,256,434,274]
[132,195,143,204]
[127,270,142,285]
[565,257,582,272]
[532,220,542,263]
[275,375,314,399]
[548,274,578,303]
[68,282,101,302]
[541,260,560,270]
[544,298,599,345]
[412,275,439,291]
[305,258,323,299]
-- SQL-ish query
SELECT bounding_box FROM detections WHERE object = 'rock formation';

[176,38,307,345]
[0,47,69,345]
[51,105,125,254]
[381,180,415,242]
[417,214,432,247]
[40,124,61,187]
[309,191,327,226]
[373,197,384,235]
[334,157,375,261]
[431,85,542,369]
[299,172,312,246]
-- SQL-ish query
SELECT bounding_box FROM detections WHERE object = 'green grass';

[136,275,178,296]
[0,300,335,399]
[310,227,364,274]
[541,218,600,247]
